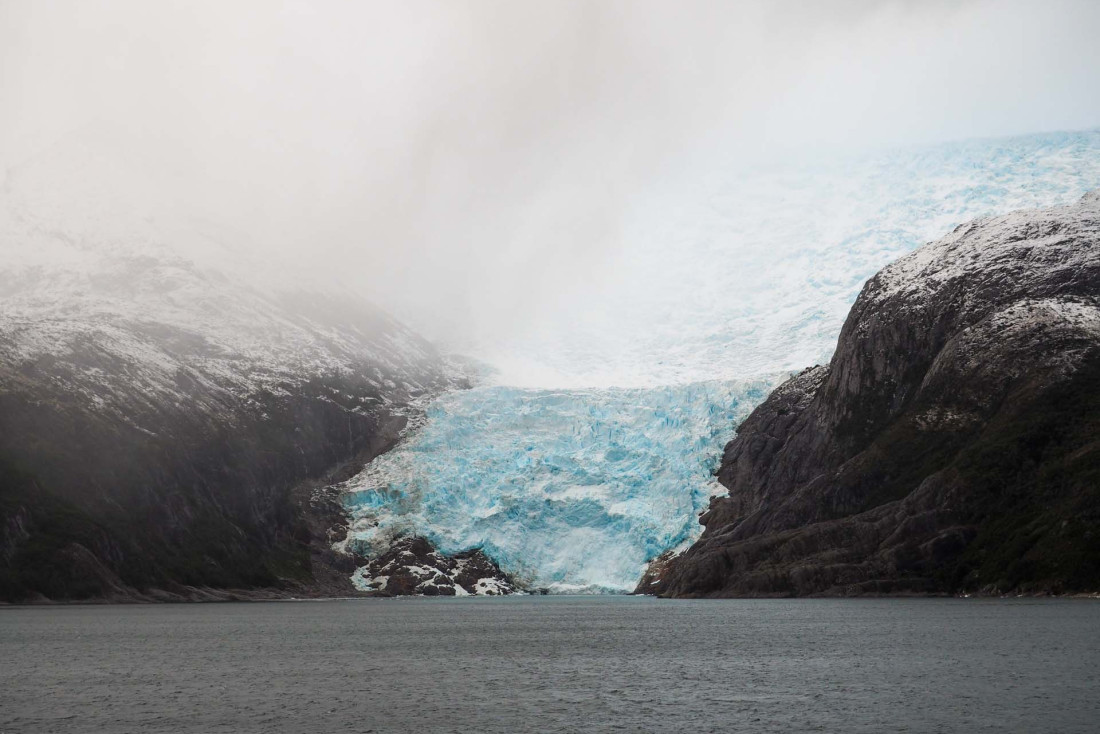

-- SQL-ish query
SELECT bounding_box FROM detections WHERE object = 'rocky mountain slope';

[0,151,467,602]
[642,191,1100,597]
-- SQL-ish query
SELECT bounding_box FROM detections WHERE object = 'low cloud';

[2,0,1098,355]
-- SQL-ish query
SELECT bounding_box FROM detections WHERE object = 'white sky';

[2,0,1099,378]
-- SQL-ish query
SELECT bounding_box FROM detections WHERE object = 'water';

[3,598,1098,733]
[342,129,1100,592]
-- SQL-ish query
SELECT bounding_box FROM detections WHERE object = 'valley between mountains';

[2,161,1099,601]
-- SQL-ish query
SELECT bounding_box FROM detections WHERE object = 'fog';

[2,0,1099,376]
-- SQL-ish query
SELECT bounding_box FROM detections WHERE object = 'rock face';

[642,191,1100,597]
[0,157,462,602]
[0,268,460,602]
[352,536,519,596]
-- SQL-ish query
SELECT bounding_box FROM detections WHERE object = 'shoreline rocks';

[352,536,520,597]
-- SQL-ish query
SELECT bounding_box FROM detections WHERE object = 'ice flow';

[341,379,777,592]
[342,129,1100,592]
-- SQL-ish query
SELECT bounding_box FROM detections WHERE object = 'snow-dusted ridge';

[0,144,452,427]
[0,143,462,601]
[644,188,1100,597]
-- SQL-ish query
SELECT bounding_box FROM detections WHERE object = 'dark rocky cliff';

[0,143,493,602]
[642,191,1100,597]
[0,263,461,602]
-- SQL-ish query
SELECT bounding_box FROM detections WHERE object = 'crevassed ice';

[343,129,1100,593]
[342,378,777,592]
[467,130,1100,388]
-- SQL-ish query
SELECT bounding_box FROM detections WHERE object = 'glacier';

[342,129,1100,592]
[341,378,776,592]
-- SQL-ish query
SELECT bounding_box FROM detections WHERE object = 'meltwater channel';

[341,130,1100,592]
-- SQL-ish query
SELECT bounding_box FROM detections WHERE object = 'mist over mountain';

[4,1,1100,384]
[6,5,1100,734]
[2,1,1100,602]
[646,191,1100,597]
[0,138,466,600]
[339,132,1100,593]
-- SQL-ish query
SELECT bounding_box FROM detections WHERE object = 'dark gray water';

[1,597,1097,733]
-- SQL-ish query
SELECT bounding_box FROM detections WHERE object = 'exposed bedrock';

[0,257,462,602]
[352,536,519,597]
[642,191,1100,597]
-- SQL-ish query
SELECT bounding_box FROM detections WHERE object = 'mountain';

[641,191,1100,597]
[0,147,463,602]
[334,130,1100,595]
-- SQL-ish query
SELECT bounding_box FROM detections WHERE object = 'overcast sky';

[2,0,1099,358]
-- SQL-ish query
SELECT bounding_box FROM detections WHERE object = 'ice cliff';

[340,379,776,592]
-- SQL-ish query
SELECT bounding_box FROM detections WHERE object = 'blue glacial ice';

[343,129,1100,592]
[342,378,777,592]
